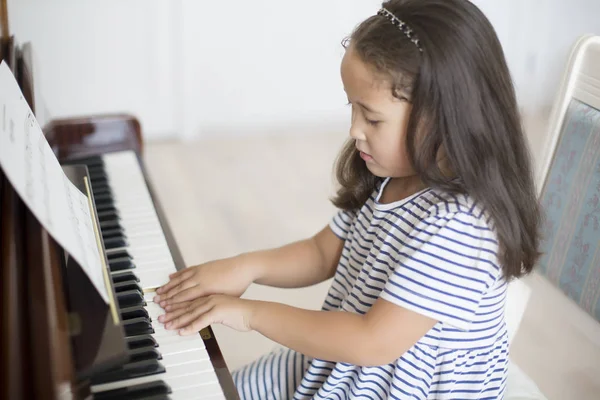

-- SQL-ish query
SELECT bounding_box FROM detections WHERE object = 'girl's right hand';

[153,256,256,307]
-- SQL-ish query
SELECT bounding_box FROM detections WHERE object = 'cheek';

[377,130,413,173]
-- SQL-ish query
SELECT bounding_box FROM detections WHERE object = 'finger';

[178,312,214,336]
[166,303,214,330]
[164,285,207,306]
[157,301,192,323]
[158,283,199,308]
[155,269,193,295]
[159,305,192,324]
[156,278,197,304]
[162,297,212,326]
[168,268,186,279]
[167,265,197,280]
[164,301,192,312]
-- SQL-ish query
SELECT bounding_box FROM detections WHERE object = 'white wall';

[177,0,390,140]
[473,0,600,116]
[8,0,178,138]
[7,0,600,141]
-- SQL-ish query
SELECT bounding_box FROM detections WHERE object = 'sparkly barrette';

[377,8,423,53]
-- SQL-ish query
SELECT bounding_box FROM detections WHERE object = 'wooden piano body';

[0,31,238,400]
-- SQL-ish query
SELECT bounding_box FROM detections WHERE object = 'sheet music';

[0,61,109,303]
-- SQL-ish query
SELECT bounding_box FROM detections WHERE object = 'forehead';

[341,46,394,102]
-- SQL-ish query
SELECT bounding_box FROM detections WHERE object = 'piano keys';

[0,16,239,400]
[69,151,230,399]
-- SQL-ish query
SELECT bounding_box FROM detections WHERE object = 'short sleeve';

[379,212,501,331]
[329,209,357,240]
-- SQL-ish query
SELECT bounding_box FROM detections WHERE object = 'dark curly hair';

[331,0,541,280]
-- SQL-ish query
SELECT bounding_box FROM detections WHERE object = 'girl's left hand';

[157,295,255,335]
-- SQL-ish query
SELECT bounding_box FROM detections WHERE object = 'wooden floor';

[144,130,600,400]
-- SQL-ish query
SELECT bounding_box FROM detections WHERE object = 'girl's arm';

[161,296,437,367]
[249,298,437,366]
[156,226,344,304]
[244,226,344,288]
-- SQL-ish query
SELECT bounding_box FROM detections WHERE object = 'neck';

[389,175,425,196]
[380,175,425,204]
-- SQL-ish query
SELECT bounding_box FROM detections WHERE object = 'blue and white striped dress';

[233,178,508,399]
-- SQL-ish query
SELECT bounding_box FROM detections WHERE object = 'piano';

[0,9,239,400]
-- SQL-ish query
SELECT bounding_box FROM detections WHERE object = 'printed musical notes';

[0,61,108,303]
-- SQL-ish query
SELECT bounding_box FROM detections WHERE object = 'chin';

[365,164,390,178]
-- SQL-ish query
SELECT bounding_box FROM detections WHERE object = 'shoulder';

[386,189,496,240]
[378,190,504,330]
[379,189,500,270]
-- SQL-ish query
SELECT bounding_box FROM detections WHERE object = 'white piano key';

[151,328,181,340]
[162,349,211,367]
[91,360,217,393]
[158,339,206,355]
[134,259,176,271]
[102,151,226,398]
[144,292,157,303]
[136,269,173,290]
[183,395,227,400]
[170,382,226,400]
[120,229,164,239]
[154,333,202,346]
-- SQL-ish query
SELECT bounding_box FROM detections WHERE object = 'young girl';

[154,0,541,398]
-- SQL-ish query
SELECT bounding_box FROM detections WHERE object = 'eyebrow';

[356,101,382,115]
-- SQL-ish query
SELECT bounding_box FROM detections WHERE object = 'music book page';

[0,61,109,303]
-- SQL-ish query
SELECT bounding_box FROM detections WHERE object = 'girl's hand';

[158,295,255,335]
[153,256,256,307]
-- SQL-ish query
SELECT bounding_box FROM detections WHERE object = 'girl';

[154,0,541,398]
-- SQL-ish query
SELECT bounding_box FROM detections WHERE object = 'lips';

[358,150,373,162]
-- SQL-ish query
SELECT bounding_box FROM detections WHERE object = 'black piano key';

[92,381,172,400]
[100,219,123,230]
[120,306,149,321]
[88,164,105,172]
[117,289,145,308]
[93,187,113,198]
[90,360,165,385]
[97,205,117,214]
[123,317,154,337]
[96,394,170,400]
[94,193,114,205]
[103,237,128,250]
[102,228,126,241]
[107,249,133,260]
[109,255,134,265]
[126,335,158,349]
[92,182,112,193]
[111,271,139,284]
[109,258,135,272]
[90,175,108,184]
[127,346,162,363]
[98,210,120,222]
[66,155,104,167]
[96,199,116,210]
[114,280,142,293]
[102,229,126,240]
[89,168,108,179]
[91,175,109,185]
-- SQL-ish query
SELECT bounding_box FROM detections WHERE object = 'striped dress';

[233,177,509,399]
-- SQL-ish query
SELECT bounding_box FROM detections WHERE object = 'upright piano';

[0,27,239,400]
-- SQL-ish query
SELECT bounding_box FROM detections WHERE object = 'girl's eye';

[346,101,379,126]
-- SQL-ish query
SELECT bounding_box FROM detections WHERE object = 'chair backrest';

[536,35,600,323]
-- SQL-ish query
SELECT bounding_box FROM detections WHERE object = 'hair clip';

[377,8,423,53]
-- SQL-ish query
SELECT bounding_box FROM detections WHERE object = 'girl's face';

[341,46,416,179]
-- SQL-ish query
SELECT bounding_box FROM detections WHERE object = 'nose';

[349,125,366,141]
[349,107,366,141]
